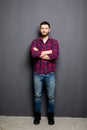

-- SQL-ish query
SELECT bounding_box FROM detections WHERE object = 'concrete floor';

[0,116,87,130]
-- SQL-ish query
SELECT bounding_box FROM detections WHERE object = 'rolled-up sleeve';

[48,40,59,60]
[31,40,42,58]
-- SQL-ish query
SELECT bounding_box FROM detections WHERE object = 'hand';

[33,47,38,51]
[47,50,52,54]
[40,50,52,57]
[41,55,50,60]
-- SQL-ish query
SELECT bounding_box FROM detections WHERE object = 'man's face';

[40,24,50,37]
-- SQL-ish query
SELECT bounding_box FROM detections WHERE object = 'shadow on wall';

[25,46,34,115]
[24,28,40,115]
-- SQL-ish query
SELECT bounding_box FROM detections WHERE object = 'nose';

[43,28,45,31]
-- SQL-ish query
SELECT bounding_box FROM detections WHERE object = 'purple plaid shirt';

[31,37,59,74]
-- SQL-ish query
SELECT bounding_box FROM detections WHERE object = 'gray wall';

[0,0,87,117]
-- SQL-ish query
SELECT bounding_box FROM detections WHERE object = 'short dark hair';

[40,21,50,28]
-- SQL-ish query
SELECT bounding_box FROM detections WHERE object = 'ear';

[49,28,51,32]
[39,28,41,33]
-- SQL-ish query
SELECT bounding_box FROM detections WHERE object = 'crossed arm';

[33,47,52,60]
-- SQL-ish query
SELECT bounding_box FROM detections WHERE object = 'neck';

[41,35,49,41]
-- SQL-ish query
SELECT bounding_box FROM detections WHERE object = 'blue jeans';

[33,72,56,113]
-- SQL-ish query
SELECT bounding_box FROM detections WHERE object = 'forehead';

[40,24,49,28]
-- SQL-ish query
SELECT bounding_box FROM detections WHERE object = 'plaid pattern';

[31,37,59,74]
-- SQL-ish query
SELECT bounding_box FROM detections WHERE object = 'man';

[31,21,59,125]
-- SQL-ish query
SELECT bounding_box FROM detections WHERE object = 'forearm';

[31,47,42,58]
[41,55,50,60]
[32,47,52,59]
[40,50,52,57]
[48,43,59,60]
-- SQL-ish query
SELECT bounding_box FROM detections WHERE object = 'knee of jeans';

[48,95,54,100]
[35,93,42,98]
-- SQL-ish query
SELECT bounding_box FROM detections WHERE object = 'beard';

[40,32,49,37]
